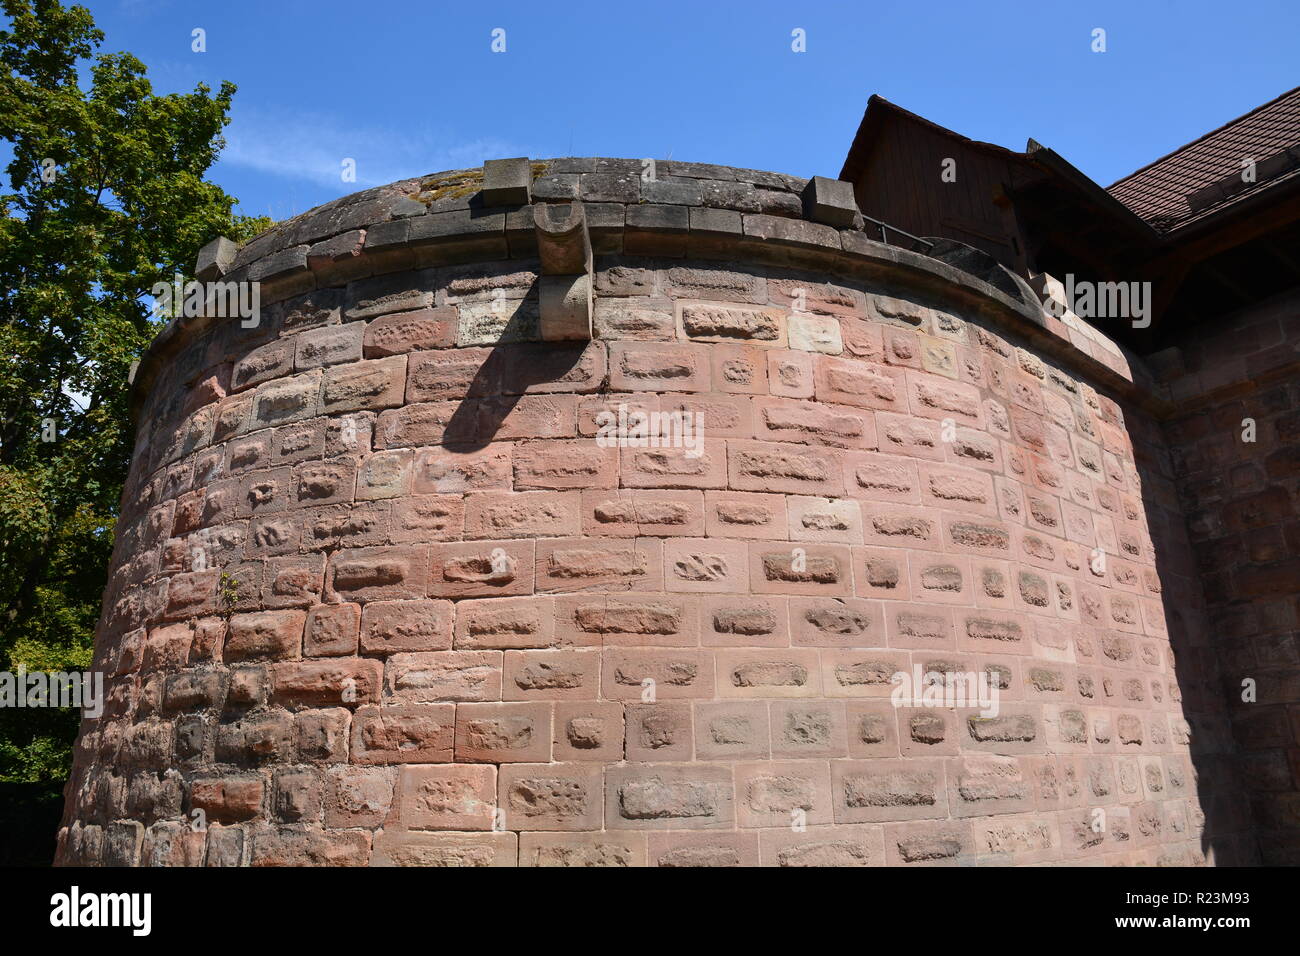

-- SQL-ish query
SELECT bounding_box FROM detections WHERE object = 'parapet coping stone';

[130,158,1162,420]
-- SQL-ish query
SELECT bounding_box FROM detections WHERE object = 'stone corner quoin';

[56,157,1230,868]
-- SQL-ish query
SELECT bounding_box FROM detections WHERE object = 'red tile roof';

[1107,86,1300,235]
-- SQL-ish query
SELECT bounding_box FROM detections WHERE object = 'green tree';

[0,0,268,789]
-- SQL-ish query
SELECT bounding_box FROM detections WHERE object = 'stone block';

[480,157,532,206]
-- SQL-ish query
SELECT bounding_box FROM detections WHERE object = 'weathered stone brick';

[833,758,945,823]
[351,703,455,764]
[355,449,412,500]
[814,356,907,413]
[164,569,219,620]
[345,272,433,320]
[404,347,493,403]
[327,546,429,603]
[249,828,370,867]
[271,768,322,823]
[677,302,786,345]
[596,647,712,702]
[592,298,675,340]
[390,495,465,543]
[299,502,389,551]
[190,775,263,823]
[399,764,497,830]
[304,603,360,657]
[360,599,453,654]
[945,755,1032,817]
[788,314,844,354]
[429,540,534,598]
[280,288,343,335]
[664,266,764,303]
[291,457,357,507]
[535,538,664,593]
[371,830,517,867]
[270,658,383,707]
[607,764,734,829]
[456,702,553,764]
[373,401,460,449]
[457,297,539,346]
[661,538,749,594]
[649,830,760,867]
[715,649,821,698]
[885,603,955,649]
[608,342,711,392]
[480,395,577,442]
[519,831,646,867]
[513,441,618,491]
[251,370,322,429]
[261,554,326,608]
[736,759,834,828]
[906,371,982,426]
[294,707,350,764]
[750,542,852,596]
[504,649,600,701]
[325,766,395,827]
[553,701,625,762]
[232,340,294,392]
[752,396,874,449]
[321,355,407,413]
[295,322,363,370]
[728,440,845,496]
[500,762,603,830]
[412,445,511,494]
[225,610,306,661]
[620,443,728,490]
[583,489,705,538]
[364,308,456,356]
[386,651,502,703]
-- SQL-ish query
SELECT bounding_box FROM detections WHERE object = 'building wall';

[849,114,1024,266]
[1155,287,1300,865]
[53,161,1244,866]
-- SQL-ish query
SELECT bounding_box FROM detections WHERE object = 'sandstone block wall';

[55,159,1248,866]
[1152,288,1300,866]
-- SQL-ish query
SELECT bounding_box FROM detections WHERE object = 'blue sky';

[75,0,1300,222]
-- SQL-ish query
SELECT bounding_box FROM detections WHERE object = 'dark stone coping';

[130,158,1165,419]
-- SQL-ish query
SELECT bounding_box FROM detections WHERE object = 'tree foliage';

[0,0,268,784]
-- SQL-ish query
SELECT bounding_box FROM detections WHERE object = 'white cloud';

[218,106,532,190]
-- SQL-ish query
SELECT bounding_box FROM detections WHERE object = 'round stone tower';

[56,158,1225,866]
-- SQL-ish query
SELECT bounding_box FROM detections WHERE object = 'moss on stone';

[405,162,547,204]
[409,170,484,204]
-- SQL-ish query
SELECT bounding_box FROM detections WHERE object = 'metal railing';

[861,213,934,253]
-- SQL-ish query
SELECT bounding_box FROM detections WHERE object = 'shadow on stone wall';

[1132,434,1260,865]
[440,275,588,450]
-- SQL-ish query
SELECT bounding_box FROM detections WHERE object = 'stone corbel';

[533,202,594,341]
[195,236,237,281]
